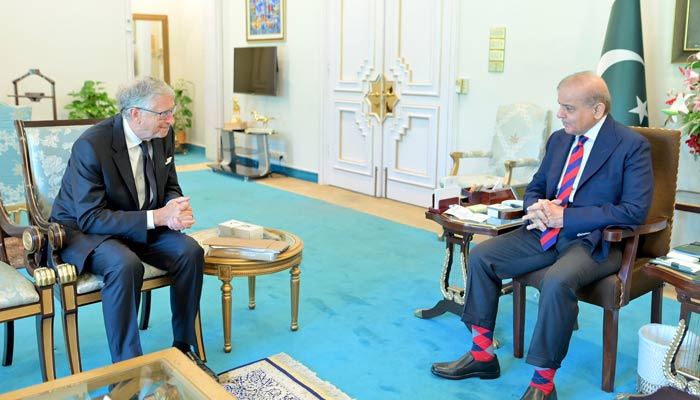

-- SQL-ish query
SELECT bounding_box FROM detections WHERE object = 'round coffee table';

[191,228,303,352]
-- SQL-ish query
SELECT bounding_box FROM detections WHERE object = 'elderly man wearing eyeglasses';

[49,76,209,373]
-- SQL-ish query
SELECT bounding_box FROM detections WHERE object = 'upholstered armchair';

[0,193,57,381]
[440,103,552,189]
[14,119,206,375]
[0,103,32,223]
[512,127,680,392]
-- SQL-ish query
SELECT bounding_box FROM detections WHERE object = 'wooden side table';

[416,211,521,319]
[209,127,276,180]
[191,228,303,353]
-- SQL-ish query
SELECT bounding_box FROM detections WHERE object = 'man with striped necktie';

[430,71,653,400]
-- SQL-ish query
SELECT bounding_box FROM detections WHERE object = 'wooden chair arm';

[604,217,668,306]
[449,151,494,176]
[0,195,26,237]
[602,217,668,242]
[41,222,77,285]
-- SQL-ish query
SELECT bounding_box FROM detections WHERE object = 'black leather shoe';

[183,350,219,382]
[431,352,500,380]
[520,386,557,400]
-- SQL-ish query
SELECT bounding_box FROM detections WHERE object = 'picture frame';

[246,0,285,42]
[672,0,700,63]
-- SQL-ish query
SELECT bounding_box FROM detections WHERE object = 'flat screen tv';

[233,46,278,95]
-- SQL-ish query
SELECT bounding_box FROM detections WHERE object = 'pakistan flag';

[596,0,648,126]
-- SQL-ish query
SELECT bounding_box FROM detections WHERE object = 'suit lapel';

[111,117,140,208]
[577,116,620,189]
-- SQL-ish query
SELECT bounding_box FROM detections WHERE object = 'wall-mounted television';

[233,46,278,96]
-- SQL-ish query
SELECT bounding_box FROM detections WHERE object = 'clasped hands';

[522,199,565,232]
[154,196,196,231]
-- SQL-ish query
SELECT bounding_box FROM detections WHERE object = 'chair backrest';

[15,119,102,221]
[0,103,32,207]
[489,102,552,182]
[630,126,681,259]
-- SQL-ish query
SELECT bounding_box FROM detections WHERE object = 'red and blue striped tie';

[540,135,588,251]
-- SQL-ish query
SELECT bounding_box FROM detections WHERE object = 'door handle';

[364,75,399,122]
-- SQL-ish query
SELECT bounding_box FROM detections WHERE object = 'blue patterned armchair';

[15,119,206,375]
[0,103,32,222]
[0,193,57,381]
[440,103,552,190]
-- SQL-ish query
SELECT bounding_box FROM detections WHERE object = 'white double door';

[323,0,455,207]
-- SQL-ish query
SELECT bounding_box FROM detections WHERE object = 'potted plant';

[65,80,118,119]
[172,79,193,153]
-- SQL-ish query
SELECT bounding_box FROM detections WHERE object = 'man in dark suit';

[50,76,205,365]
[430,71,653,400]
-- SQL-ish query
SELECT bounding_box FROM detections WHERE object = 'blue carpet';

[174,144,209,165]
[0,168,683,399]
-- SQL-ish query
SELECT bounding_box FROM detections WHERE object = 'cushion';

[440,174,504,189]
[76,262,168,294]
[24,124,90,219]
[0,261,39,308]
[0,103,32,207]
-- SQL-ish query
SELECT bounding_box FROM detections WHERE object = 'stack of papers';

[443,204,522,228]
[650,242,700,274]
[203,236,290,261]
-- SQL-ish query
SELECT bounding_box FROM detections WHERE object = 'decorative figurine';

[251,110,274,127]
[230,97,241,124]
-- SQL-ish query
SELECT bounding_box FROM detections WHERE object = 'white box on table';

[217,220,264,239]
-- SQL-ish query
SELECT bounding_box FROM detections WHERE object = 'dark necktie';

[540,135,588,251]
[139,141,157,210]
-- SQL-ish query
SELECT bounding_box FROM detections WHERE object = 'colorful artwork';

[246,0,285,41]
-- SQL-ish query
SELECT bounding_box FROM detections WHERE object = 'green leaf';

[65,80,118,119]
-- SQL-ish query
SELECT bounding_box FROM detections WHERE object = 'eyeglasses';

[133,106,177,120]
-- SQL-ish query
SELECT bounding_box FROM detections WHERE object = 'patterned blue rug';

[219,353,353,400]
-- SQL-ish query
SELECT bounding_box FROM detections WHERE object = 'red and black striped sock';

[530,367,556,395]
[469,325,495,361]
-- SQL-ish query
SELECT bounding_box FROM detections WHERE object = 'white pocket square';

[165,156,173,165]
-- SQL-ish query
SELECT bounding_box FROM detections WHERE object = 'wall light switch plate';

[488,61,504,73]
[455,78,469,94]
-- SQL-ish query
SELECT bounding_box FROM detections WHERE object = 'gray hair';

[117,76,174,119]
[558,71,612,114]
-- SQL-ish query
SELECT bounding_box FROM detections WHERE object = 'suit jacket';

[50,115,182,272]
[523,115,653,262]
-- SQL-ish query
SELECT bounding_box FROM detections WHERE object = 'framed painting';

[672,0,700,63]
[246,0,285,42]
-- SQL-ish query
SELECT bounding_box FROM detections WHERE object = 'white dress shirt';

[123,117,155,229]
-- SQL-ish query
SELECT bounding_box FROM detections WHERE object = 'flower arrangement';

[663,53,700,159]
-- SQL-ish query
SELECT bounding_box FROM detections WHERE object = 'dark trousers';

[461,226,620,369]
[86,229,204,363]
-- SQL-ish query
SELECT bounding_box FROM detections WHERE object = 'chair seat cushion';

[0,261,39,307]
[76,262,168,294]
[439,174,503,189]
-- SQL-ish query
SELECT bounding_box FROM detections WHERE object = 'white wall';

[131,0,211,151]
[221,0,324,174]
[0,1,130,120]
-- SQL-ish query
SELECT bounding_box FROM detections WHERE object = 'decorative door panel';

[324,0,453,206]
[384,105,439,205]
[385,0,443,96]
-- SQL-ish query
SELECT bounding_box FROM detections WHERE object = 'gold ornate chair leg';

[194,310,206,362]
[37,282,56,381]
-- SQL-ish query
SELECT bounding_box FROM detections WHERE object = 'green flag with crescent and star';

[596,0,648,126]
